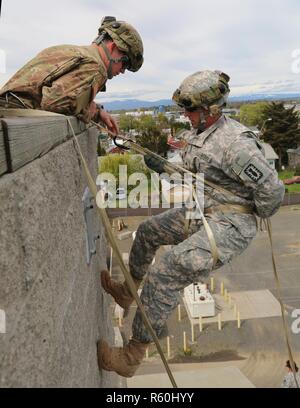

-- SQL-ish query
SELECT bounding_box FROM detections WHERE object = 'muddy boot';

[97,338,148,377]
[101,270,142,315]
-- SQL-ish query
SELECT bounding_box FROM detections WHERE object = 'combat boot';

[101,270,142,311]
[97,338,148,377]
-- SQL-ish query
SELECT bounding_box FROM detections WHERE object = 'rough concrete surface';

[0,119,117,388]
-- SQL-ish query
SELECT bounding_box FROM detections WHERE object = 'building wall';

[0,121,118,388]
[288,153,300,168]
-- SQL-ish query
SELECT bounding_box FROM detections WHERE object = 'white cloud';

[0,0,300,101]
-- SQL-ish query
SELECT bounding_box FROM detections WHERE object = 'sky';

[0,0,300,102]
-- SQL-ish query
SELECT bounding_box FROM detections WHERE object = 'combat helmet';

[172,70,230,115]
[94,16,143,73]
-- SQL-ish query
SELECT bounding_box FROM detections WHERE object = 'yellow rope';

[67,119,178,388]
[266,219,299,388]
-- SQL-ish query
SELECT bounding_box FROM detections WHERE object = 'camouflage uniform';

[0,45,107,123]
[131,115,285,343]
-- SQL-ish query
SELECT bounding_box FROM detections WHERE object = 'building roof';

[287,147,300,155]
[261,143,278,160]
[106,146,125,154]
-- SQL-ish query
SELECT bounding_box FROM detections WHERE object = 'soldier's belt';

[204,204,253,215]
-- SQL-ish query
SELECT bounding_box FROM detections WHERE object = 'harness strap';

[205,204,253,215]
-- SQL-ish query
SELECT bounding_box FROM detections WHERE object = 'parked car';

[284,178,296,185]
[293,176,300,184]
[283,176,300,185]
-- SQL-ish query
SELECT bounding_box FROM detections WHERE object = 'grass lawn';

[278,170,295,180]
[285,184,300,193]
[278,170,300,193]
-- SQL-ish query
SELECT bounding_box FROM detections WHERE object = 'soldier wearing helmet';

[98,70,285,378]
[172,70,230,132]
[0,16,143,133]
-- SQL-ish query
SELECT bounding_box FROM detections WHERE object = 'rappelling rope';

[0,108,178,388]
[67,117,178,388]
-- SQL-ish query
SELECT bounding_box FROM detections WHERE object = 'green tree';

[169,115,190,136]
[119,113,138,132]
[99,153,151,190]
[239,102,269,127]
[135,115,169,156]
[261,102,300,167]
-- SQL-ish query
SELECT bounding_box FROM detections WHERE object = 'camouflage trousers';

[130,207,257,343]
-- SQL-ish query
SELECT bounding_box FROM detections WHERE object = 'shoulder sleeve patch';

[243,163,263,182]
[239,156,271,184]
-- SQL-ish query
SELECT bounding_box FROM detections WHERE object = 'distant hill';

[98,99,174,111]
[98,93,300,111]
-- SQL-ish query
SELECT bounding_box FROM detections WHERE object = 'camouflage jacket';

[180,116,285,218]
[0,44,107,122]
[145,116,284,218]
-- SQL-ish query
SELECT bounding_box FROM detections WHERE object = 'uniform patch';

[244,164,263,182]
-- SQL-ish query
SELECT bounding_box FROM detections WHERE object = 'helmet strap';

[100,42,115,79]
[99,42,125,79]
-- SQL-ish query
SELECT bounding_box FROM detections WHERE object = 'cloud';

[0,0,300,101]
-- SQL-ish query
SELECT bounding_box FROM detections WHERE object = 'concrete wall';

[0,119,118,388]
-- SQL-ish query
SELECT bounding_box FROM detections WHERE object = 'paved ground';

[105,205,300,388]
[128,364,255,388]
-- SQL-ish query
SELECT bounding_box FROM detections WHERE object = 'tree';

[119,113,138,132]
[99,153,151,190]
[262,102,300,167]
[169,116,190,136]
[135,115,169,156]
[239,102,269,127]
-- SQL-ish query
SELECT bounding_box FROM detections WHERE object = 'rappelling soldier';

[98,70,285,378]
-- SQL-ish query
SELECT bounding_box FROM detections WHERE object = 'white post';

[210,277,214,293]
[220,281,224,296]
[199,316,203,332]
[178,304,181,322]
[191,324,195,343]
[237,311,241,329]
[224,288,228,301]
[233,303,237,317]
[183,331,187,352]
[218,313,222,331]
[0,309,5,334]
[167,336,171,358]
